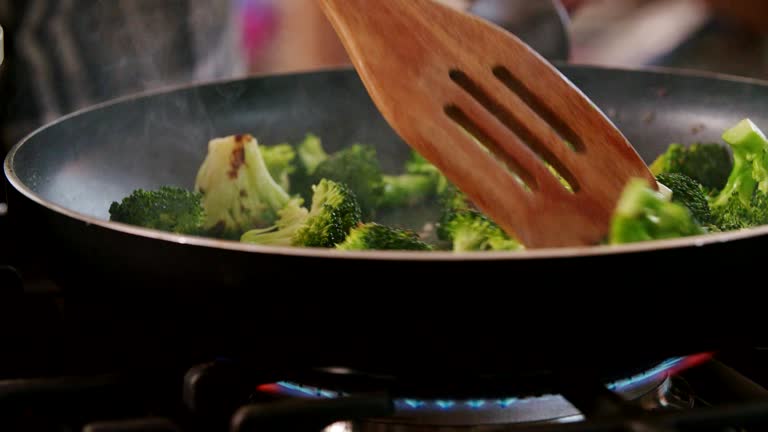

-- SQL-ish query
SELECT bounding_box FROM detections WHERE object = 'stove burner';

[255,355,707,428]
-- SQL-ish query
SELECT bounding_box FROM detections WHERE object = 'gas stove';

[1,338,768,432]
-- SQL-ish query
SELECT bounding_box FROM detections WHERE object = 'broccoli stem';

[241,199,309,246]
[245,140,291,211]
[297,134,329,175]
[713,119,766,208]
[452,230,487,252]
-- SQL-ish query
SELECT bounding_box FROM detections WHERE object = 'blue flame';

[497,398,518,408]
[271,356,687,413]
[404,399,426,408]
[606,357,685,391]
[467,400,486,409]
[275,381,342,398]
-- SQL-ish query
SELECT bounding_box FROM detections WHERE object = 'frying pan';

[3,64,766,388]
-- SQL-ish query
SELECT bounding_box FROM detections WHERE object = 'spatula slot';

[492,66,585,154]
[449,69,579,193]
[444,104,536,193]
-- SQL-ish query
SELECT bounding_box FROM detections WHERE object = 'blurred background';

[1,0,768,154]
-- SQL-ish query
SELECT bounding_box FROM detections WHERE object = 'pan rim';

[6,63,768,262]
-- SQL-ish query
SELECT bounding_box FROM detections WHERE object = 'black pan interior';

[8,64,768,226]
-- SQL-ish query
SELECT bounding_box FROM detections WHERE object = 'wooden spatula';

[317,0,657,248]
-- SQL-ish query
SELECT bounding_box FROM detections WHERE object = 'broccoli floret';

[262,144,296,192]
[709,119,768,230]
[609,178,704,244]
[405,151,439,176]
[109,186,206,235]
[378,151,455,209]
[440,183,470,211]
[295,144,442,213]
[650,142,732,193]
[380,174,437,208]
[241,179,362,248]
[656,173,711,224]
[194,134,291,239]
[293,179,363,248]
[405,151,449,195]
[290,134,330,202]
[438,208,523,252]
[713,193,768,231]
[312,144,384,219]
[240,198,309,246]
[337,223,432,251]
[297,134,329,175]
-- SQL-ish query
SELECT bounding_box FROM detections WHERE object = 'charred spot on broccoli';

[109,186,205,235]
[650,142,732,193]
[656,173,711,224]
[609,178,704,244]
[337,223,432,251]
[194,134,291,239]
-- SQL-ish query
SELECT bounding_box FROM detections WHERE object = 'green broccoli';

[294,179,363,247]
[290,134,330,200]
[437,185,523,252]
[437,183,472,221]
[405,151,449,195]
[297,133,329,175]
[609,178,704,245]
[376,150,456,209]
[241,179,363,248]
[194,134,292,239]
[262,144,297,192]
[312,144,384,219]
[337,223,432,251]
[240,198,309,246]
[650,142,732,193]
[289,134,330,202]
[295,179,362,248]
[656,173,711,224]
[379,174,437,208]
[709,119,768,230]
[438,209,523,252]
[109,186,205,235]
[293,142,442,212]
